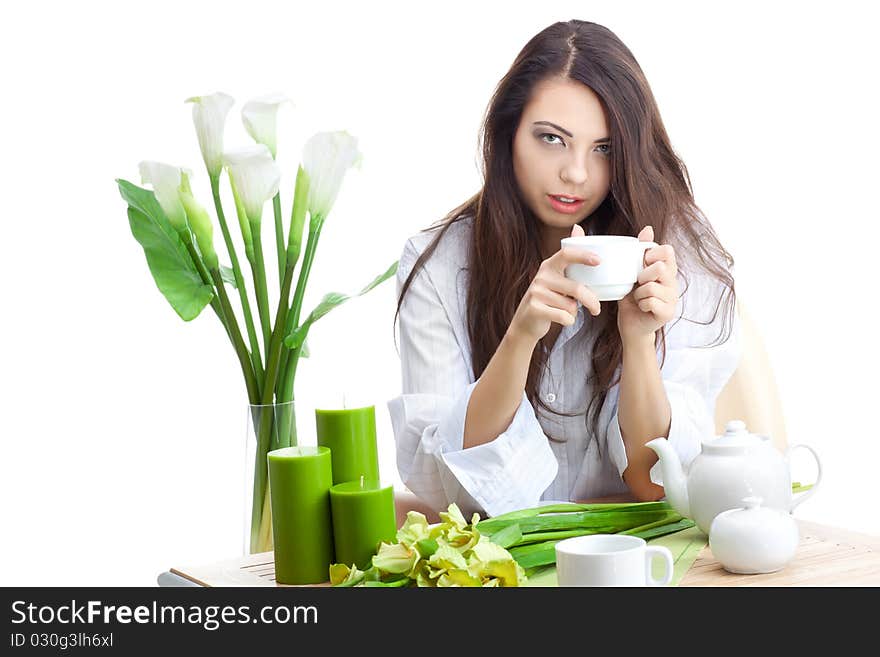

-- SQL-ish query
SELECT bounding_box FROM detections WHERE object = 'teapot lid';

[703,420,765,452]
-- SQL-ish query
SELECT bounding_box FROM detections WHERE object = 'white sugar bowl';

[708,496,800,574]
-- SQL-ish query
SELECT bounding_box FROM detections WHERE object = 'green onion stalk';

[479,482,817,574]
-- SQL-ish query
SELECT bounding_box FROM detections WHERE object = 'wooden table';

[166,518,880,587]
[679,519,880,586]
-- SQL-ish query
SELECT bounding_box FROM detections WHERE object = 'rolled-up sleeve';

[387,238,558,518]
[603,268,743,486]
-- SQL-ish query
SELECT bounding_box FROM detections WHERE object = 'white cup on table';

[555,534,674,587]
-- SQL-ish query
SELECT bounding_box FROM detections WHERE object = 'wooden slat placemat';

[170,551,326,587]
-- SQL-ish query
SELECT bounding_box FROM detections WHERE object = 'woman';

[387,20,741,518]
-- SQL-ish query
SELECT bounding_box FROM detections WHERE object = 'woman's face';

[512,76,612,251]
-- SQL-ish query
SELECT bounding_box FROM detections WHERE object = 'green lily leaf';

[283,260,398,349]
[117,178,213,321]
[219,265,238,289]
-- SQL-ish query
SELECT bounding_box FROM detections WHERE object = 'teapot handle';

[784,444,823,512]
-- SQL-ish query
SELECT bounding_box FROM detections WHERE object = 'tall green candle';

[329,477,398,570]
[315,404,380,485]
[267,446,334,585]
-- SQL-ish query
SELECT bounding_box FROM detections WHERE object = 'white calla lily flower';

[138,161,188,231]
[242,93,292,158]
[302,130,363,221]
[224,144,282,223]
[185,92,234,178]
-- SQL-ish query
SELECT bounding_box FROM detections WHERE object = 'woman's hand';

[616,225,680,344]
[508,223,602,345]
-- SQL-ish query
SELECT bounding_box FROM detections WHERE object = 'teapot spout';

[645,438,690,518]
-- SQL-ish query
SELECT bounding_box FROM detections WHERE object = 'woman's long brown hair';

[393,20,736,453]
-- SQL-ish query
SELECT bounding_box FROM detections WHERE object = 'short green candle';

[329,478,398,570]
[267,446,334,585]
[315,405,380,485]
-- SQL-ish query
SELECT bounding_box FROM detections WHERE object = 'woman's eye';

[596,143,611,156]
[540,133,563,145]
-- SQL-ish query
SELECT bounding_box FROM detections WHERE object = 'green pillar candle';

[267,446,334,585]
[329,477,398,570]
[315,404,380,485]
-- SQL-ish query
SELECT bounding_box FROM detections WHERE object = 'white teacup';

[555,534,674,587]
[561,235,658,301]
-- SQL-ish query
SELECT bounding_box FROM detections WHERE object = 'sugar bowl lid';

[708,496,800,575]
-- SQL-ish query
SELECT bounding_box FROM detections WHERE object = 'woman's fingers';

[637,258,676,286]
[529,297,577,327]
[532,287,578,318]
[640,245,677,283]
[637,296,663,314]
[632,281,677,304]
[553,246,601,272]
[538,270,601,316]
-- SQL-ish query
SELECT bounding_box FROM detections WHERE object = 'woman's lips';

[548,194,585,214]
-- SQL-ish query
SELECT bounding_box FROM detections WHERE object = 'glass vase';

[243,399,299,555]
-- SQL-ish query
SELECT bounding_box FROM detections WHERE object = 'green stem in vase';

[249,262,298,553]
[210,174,265,391]
[272,192,286,287]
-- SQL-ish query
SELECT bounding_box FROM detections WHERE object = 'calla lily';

[223,144,282,224]
[138,161,188,231]
[185,92,234,178]
[242,93,292,158]
[302,130,362,222]
[178,170,218,270]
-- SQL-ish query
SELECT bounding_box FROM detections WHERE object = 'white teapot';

[645,420,822,535]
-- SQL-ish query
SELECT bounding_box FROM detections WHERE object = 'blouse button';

[547,393,556,403]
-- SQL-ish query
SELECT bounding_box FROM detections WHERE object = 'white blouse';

[387,214,742,518]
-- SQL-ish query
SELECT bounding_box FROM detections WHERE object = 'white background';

[1,0,877,585]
